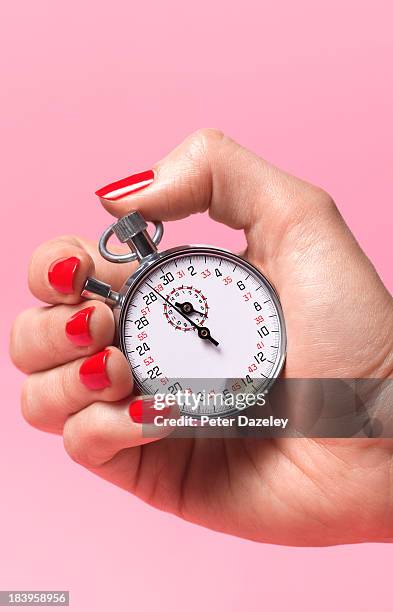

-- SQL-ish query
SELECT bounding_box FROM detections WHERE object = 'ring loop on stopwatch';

[98,211,164,264]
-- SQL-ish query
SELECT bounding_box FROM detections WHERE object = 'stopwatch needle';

[146,283,219,347]
[175,301,206,317]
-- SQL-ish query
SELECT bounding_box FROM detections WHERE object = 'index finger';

[28,235,136,305]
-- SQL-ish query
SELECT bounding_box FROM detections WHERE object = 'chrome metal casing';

[113,244,287,399]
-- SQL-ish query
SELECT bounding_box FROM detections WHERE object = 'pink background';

[1,1,393,610]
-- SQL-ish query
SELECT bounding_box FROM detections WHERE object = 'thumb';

[95,128,331,249]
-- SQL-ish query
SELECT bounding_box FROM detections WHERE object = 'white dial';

[120,248,286,416]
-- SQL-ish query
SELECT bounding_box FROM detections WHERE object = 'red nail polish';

[129,397,173,424]
[48,257,80,294]
[65,306,95,346]
[79,348,111,390]
[95,169,154,201]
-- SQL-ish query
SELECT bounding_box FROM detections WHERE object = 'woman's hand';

[10,129,393,546]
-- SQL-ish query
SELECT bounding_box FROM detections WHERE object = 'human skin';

[9,129,393,546]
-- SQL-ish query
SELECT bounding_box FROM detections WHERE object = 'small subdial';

[164,286,209,331]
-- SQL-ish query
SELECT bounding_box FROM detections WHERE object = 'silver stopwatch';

[81,211,286,417]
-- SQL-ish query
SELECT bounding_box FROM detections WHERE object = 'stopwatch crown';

[113,211,147,243]
[97,211,164,264]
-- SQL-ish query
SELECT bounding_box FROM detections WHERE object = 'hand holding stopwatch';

[81,210,286,417]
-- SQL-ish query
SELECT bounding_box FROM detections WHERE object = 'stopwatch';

[81,211,286,417]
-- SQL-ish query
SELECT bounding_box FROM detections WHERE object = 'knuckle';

[28,245,43,294]
[20,377,37,427]
[63,404,109,468]
[9,314,22,370]
[177,128,227,214]
[21,374,61,433]
[189,128,226,152]
[9,311,31,373]
[63,423,85,465]
[195,127,226,142]
[305,187,340,225]
[308,186,336,210]
[44,309,65,362]
[284,181,337,226]
[57,363,79,408]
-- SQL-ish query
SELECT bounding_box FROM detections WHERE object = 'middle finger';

[10,300,115,374]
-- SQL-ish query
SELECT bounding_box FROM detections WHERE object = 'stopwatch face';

[119,247,286,417]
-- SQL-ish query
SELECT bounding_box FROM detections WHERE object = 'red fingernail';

[79,348,111,390]
[95,169,154,201]
[129,398,174,424]
[48,257,80,294]
[65,306,95,347]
